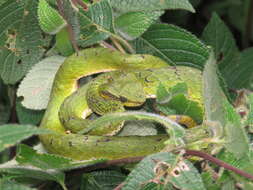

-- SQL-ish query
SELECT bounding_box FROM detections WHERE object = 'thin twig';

[71,0,88,11]
[113,183,125,190]
[56,0,79,54]
[110,33,135,54]
[68,150,253,182]
[110,37,126,54]
[100,41,117,51]
[184,150,253,181]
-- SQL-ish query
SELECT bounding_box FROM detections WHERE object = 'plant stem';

[184,150,253,181]
[110,37,126,54]
[110,33,135,54]
[113,183,125,190]
[100,41,117,51]
[56,0,79,54]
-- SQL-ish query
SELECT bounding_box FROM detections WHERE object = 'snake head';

[99,72,146,107]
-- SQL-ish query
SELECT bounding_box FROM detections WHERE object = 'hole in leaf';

[171,168,180,177]
[17,59,22,64]
[42,33,46,39]
[217,52,223,62]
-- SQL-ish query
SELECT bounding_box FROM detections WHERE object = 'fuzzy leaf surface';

[0,124,48,152]
[81,170,126,190]
[111,0,195,14]
[0,179,36,190]
[17,56,65,110]
[0,159,66,190]
[229,48,253,90]
[201,13,240,89]
[78,0,113,47]
[203,52,249,158]
[122,152,205,190]
[133,24,209,68]
[115,11,163,40]
[0,0,48,84]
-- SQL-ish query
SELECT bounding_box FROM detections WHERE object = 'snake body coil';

[39,48,171,160]
[39,48,203,161]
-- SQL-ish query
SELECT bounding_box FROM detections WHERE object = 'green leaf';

[0,178,36,190]
[132,24,209,68]
[55,26,74,56]
[217,150,253,187]
[223,101,250,157]
[16,99,44,125]
[118,120,158,136]
[0,79,10,124]
[81,170,126,190]
[229,48,253,90]
[17,56,65,110]
[37,0,66,34]
[207,1,251,41]
[201,13,240,89]
[115,11,164,40]
[0,124,48,152]
[80,111,184,146]
[203,52,249,158]
[0,159,67,190]
[16,144,73,170]
[203,53,227,130]
[201,172,220,190]
[0,0,8,6]
[140,183,168,190]
[156,83,171,104]
[0,49,20,84]
[158,94,203,124]
[55,0,79,55]
[111,0,195,13]
[221,180,236,190]
[78,0,113,47]
[156,83,203,124]
[157,82,188,104]
[0,0,49,84]
[168,83,188,97]
[227,1,247,32]
[0,0,23,45]
[246,93,253,129]
[122,152,205,190]
[61,0,80,38]
[16,144,107,170]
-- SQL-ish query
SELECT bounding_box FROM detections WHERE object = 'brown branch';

[110,37,126,54]
[56,0,64,16]
[100,41,117,51]
[72,0,88,11]
[68,150,253,183]
[184,150,253,181]
[113,183,125,190]
[56,0,79,54]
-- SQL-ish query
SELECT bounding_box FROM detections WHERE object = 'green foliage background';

[1,0,253,189]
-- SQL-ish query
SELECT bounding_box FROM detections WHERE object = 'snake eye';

[119,96,128,102]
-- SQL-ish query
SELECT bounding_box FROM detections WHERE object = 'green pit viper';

[39,48,208,161]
